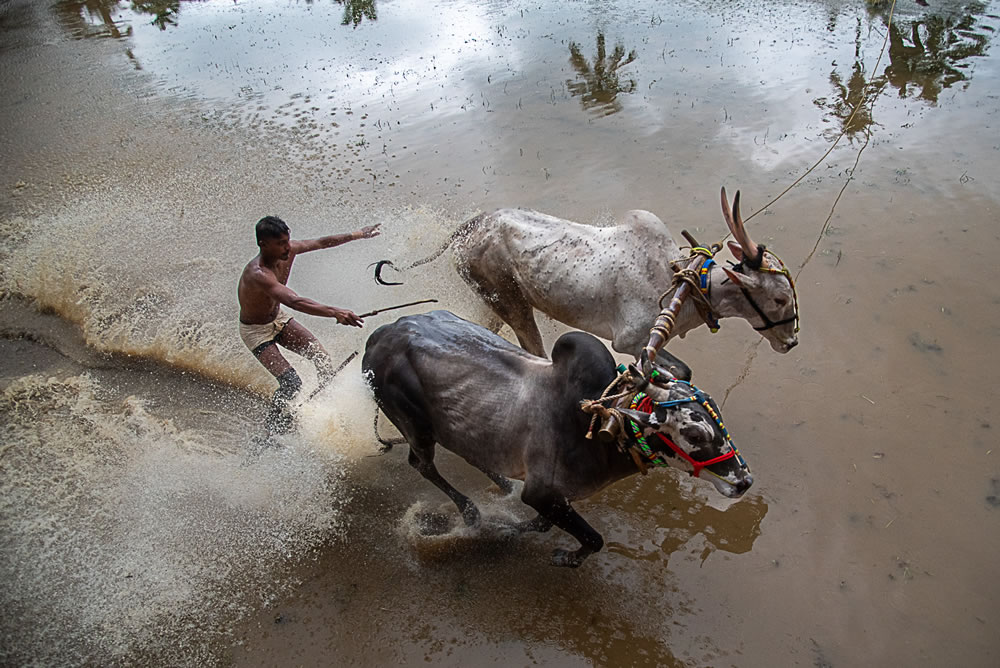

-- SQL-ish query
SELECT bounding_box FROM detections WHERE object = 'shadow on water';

[814,0,995,140]
[567,32,638,116]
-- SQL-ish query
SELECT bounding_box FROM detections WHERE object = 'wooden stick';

[358,298,438,318]
[302,350,358,403]
[298,299,435,407]
[642,254,704,363]
[681,229,701,248]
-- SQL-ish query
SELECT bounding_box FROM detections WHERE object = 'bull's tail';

[371,212,489,285]
[373,408,406,453]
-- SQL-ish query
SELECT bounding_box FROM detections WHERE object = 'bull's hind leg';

[521,483,603,568]
[407,442,481,527]
[491,298,545,358]
[460,261,546,357]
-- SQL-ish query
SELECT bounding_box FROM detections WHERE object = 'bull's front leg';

[521,485,603,567]
[515,514,554,533]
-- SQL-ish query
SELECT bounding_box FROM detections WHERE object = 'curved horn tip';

[640,348,655,374]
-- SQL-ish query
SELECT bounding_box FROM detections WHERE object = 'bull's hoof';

[461,504,482,527]
[550,548,586,568]
[415,512,453,536]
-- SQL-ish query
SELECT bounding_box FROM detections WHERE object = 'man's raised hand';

[356,224,381,239]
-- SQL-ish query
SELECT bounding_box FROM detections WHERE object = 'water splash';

[0,373,347,665]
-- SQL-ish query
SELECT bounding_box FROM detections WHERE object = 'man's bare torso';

[238,255,295,325]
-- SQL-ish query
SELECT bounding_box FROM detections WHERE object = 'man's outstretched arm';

[291,224,381,254]
[256,271,363,327]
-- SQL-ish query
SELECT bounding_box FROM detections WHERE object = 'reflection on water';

[820,16,880,140]
[814,1,995,139]
[567,32,638,116]
[881,3,992,103]
[53,0,998,141]
[57,0,377,38]
[56,0,133,39]
[335,0,377,27]
[132,0,182,31]
[599,474,768,563]
[58,0,184,37]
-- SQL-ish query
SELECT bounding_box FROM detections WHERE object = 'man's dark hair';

[256,216,290,244]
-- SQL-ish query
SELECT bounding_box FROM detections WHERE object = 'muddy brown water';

[1,0,998,665]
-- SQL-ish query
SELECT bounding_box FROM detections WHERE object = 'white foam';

[0,373,346,665]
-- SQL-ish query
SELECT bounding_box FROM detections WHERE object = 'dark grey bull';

[362,310,753,567]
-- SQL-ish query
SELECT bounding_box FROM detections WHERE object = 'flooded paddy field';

[1,0,998,665]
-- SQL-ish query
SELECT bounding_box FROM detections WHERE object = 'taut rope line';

[718,0,897,406]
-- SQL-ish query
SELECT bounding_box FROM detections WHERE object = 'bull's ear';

[727,240,744,262]
[722,265,750,287]
[617,407,653,429]
[725,265,762,289]
[722,267,743,285]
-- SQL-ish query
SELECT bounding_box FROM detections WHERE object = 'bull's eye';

[774,297,789,307]
[680,424,709,443]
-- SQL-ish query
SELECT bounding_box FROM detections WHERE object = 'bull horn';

[721,187,763,267]
[637,350,652,379]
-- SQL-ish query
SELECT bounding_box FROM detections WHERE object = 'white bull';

[381,188,799,359]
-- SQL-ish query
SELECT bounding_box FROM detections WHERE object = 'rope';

[581,377,635,440]
[580,363,655,441]
[716,0,897,404]
[656,245,719,332]
[661,266,712,312]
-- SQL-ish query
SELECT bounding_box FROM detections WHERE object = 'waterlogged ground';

[1,0,999,665]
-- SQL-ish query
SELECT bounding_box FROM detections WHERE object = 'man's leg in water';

[254,342,302,434]
[274,319,336,384]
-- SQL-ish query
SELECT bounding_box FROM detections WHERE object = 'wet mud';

[2,0,999,665]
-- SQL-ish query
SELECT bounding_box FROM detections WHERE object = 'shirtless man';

[238,215,381,432]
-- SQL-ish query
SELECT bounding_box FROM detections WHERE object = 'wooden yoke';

[642,230,706,365]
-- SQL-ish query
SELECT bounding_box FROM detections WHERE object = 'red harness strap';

[632,395,737,478]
